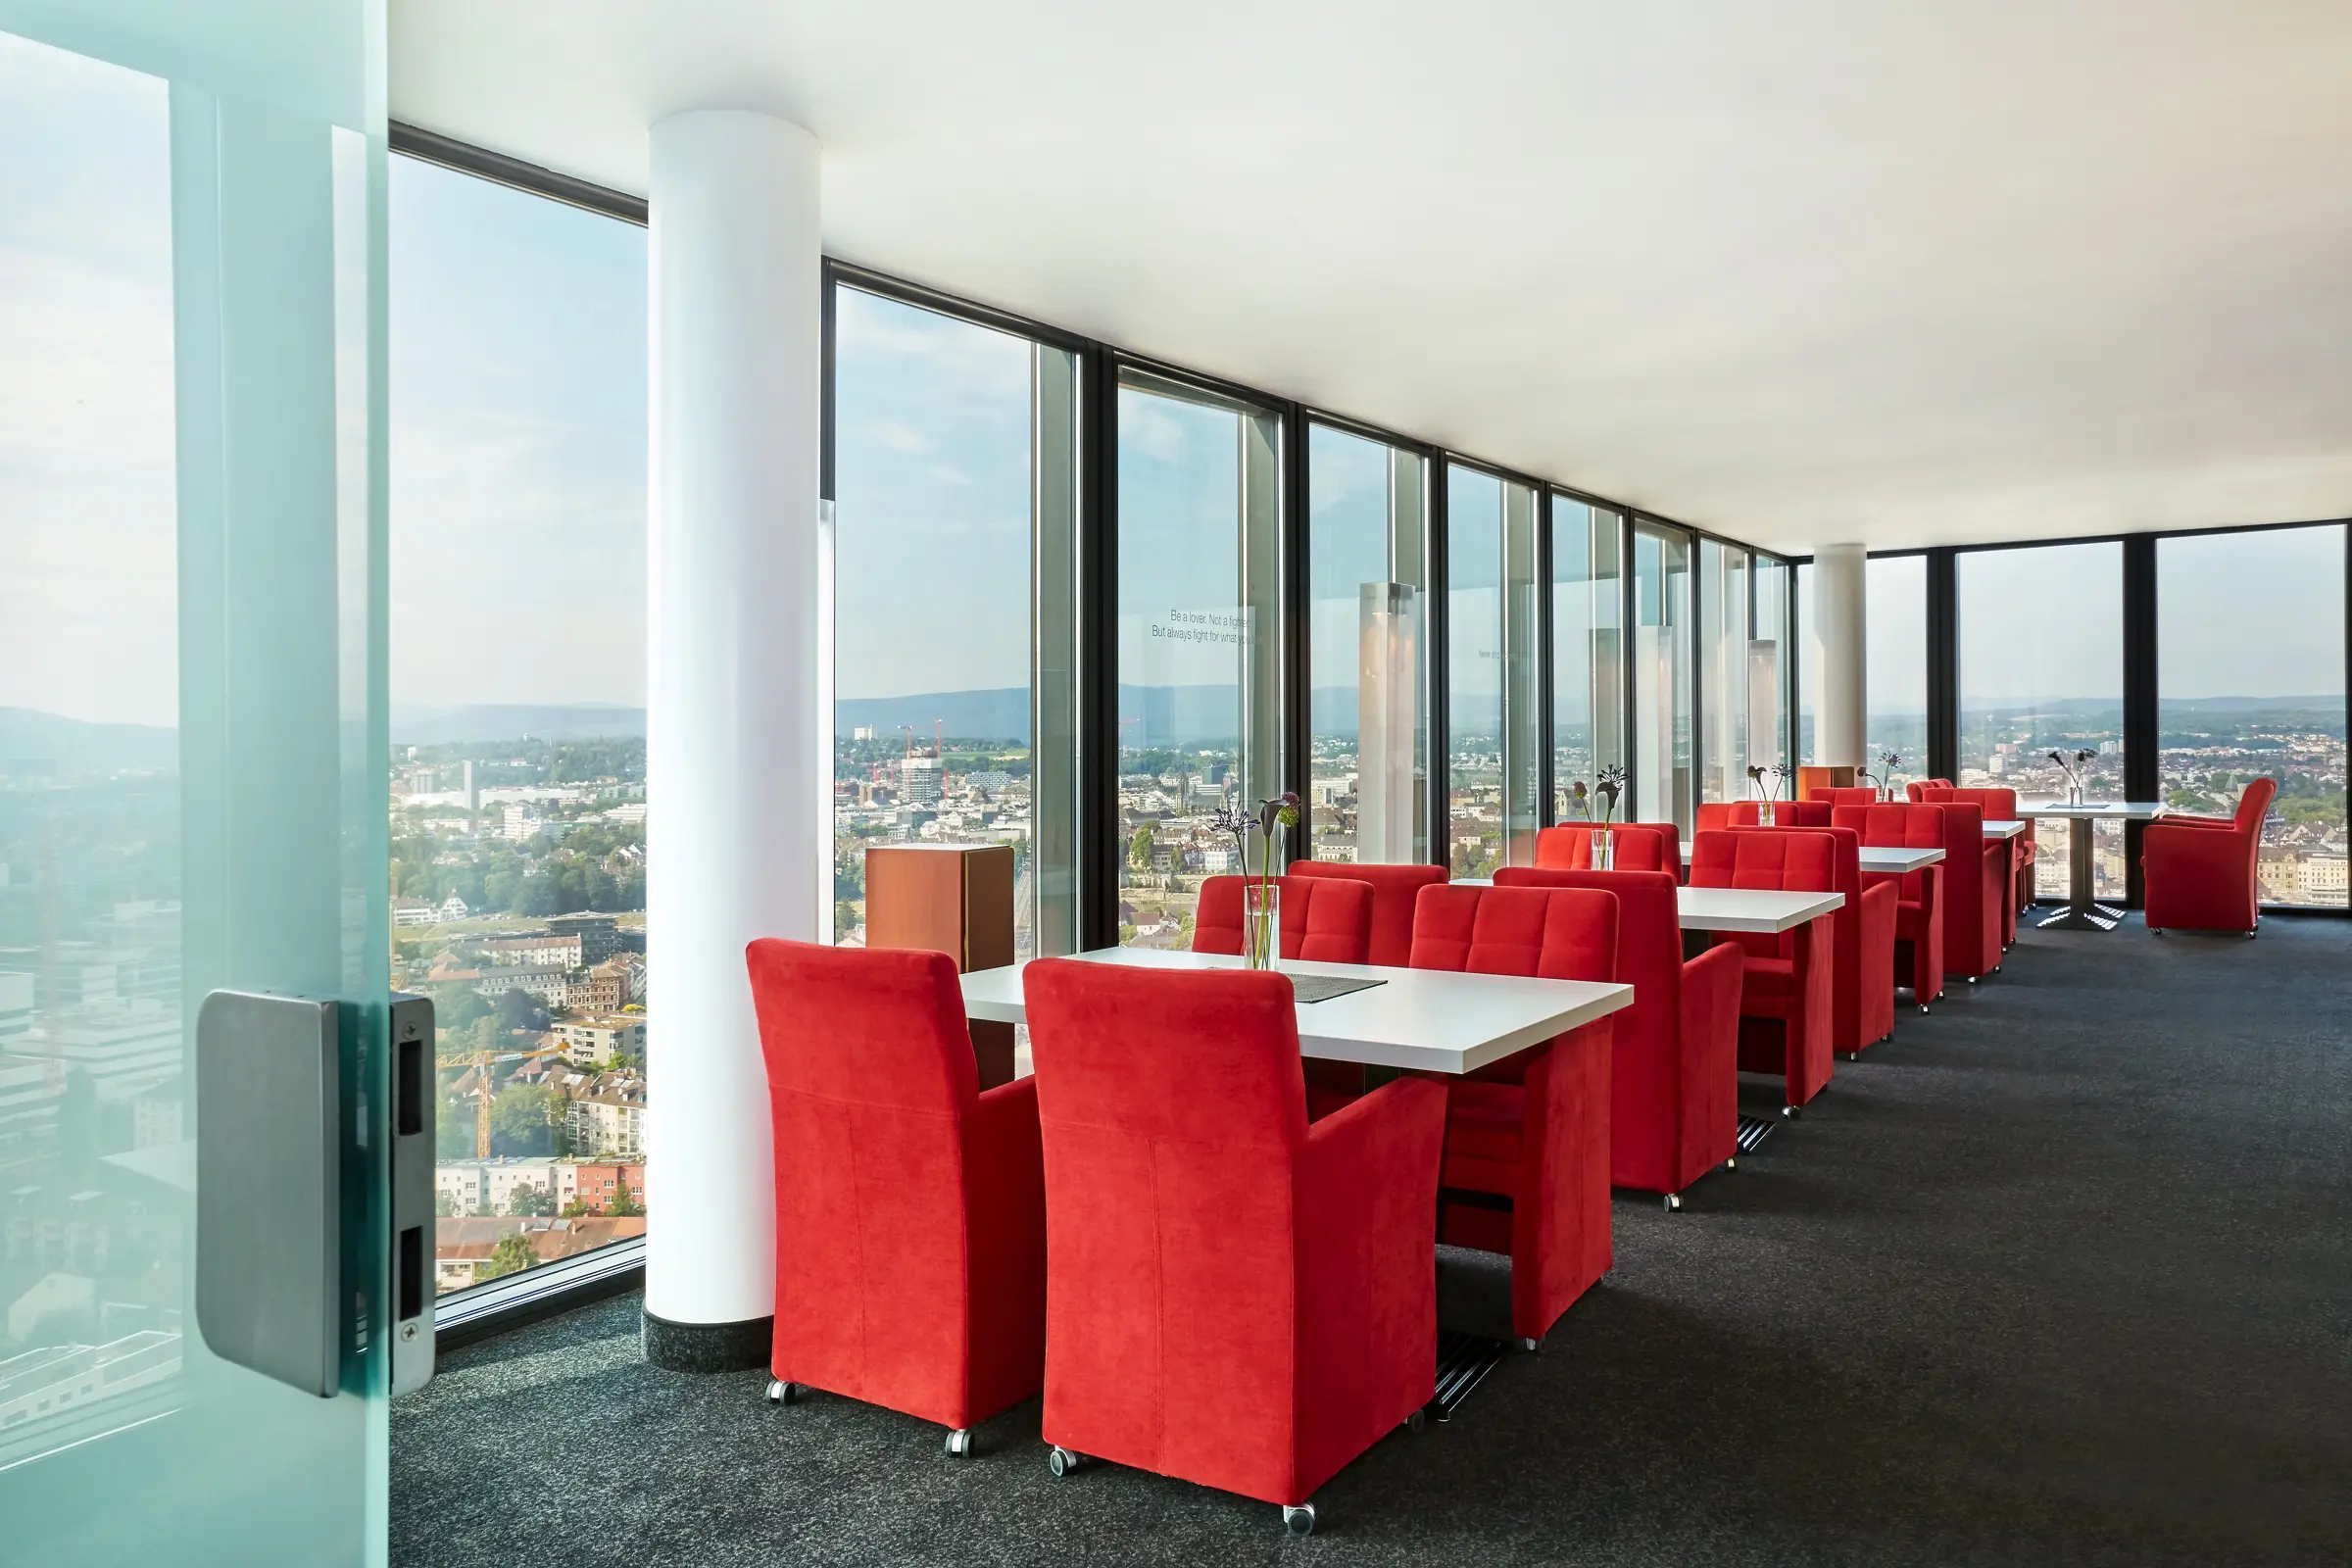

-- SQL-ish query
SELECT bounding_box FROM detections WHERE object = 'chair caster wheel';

[946,1429,973,1458]
[2246,930,2257,940]
[1723,1154,1738,1171]
[1284,1503,1317,1537]
[1919,1004,1930,1014]
[2149,927,2164,936]
[1048,1446,1087,1478]
[1519,1336,1544,1352]
[1404,1407,1426,1433]
[1966,975,1978,985]
[1662,1192,1682,1212]
[1844,1052,1859,1062]
[765,1380,799,1405]
[1782,1103,1802,1119]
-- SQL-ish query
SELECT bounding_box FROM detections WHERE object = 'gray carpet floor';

[393,914,2352,1567]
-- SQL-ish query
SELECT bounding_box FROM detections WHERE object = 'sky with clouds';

[0,28,2339,735]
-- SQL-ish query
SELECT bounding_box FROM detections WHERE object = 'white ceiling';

[389,1,2352,556]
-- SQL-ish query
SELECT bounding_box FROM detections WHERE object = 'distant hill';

[391,704,647,744]
[836,688,1032,741]
[2156,695,2343,713]
[0,708,177,778]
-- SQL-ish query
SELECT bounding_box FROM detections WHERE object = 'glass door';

[0,2,393,1562]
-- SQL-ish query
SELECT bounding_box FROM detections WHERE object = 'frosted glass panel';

[0,1,388,1562]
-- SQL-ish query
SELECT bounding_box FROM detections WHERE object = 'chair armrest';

[1680,941,1744,1056]
[966,1075,1045,1187]
[1301,1075,1446,1210]
[2144,819,2255,871]
[1857,880,1897,952]
[2155,814,2234,831]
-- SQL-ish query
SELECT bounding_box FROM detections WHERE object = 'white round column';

[1813,543,1869,770]
[643,110,821,1370]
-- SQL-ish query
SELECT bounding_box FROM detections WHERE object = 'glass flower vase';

[1758,800,1778,827]
[1244,881,1280,969]
[1590,827,1616,870]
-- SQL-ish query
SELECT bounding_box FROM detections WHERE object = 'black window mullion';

[2122,535,2158,908]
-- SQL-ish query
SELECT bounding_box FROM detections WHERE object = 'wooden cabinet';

[864,844,1018,1088]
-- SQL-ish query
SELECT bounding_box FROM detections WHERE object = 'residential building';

[552,1016,644,1067]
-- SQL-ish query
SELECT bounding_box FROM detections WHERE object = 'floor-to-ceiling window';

[831,285,1079,957]
[1552,499,1625,816]
[1698,540,1751,803]
[1115,370,1283,947]
[1959,542,2125,899]
[1306,424,1428,864]
[1868,554,1930,792]
[2158,525,2347,907]
[1755,555,1795,776]
[389,154,651,1291]
[1796,561,1818,763]
[1445,466,1539,875]
[1633,522,1694,829]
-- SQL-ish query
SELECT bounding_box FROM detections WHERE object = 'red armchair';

[1687,828,1838,1111]
[1916,797,2004,982]
[1198,873,1375,1117]
[1732,800,1832,827]
[1536,821,1684,882]
[1194,873,1373,963]
[1731,823,1895,1060]
[1834,804,1948,1008]
[1919,786,2026,940]
[1495,867,1743,1206]
[1809,786,1883,810]
[1903,778,1954,802]
[744,940,1047,1454]
[1406,883,1617,1343]
[1290,859,1446,967]
[1021,959,1445,1531]
[2143,778,2278,935]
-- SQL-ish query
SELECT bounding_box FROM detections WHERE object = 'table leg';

[2038,819,2122,931]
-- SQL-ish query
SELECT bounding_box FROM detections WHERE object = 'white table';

[1858,845,1945,875]
[1982,819,2029,840]
[1674,886,1843,934]
[1455,877,1845,935]
[2018,801,2167,932]
[959,947,1633,1077]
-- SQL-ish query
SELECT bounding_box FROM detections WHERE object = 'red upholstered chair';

[1918,786,2025,942]
[1536,821,1684,883]
[1810,785,1883,810]
[1903,778,1954,803]
[1290,859,1446,968]
[1198,873,1376,1119]
[1021,959,1444,1531]
[1405,883,1618,1342]
[1694,803,1734,833]
[2143,778,2278,935]
[1495,867,1742,1207]
[1729,800,1832,827]
[1194,874,1373,963]
[1916,797,2004,982]
[1730,823,1896,1060]
[1833,804,1947,1008]
[1686,829,1838,1111]
[745,940,1047,1454]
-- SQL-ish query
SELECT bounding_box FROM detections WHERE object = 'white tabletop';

[1858,845,1945,874]
[1676,886,1844,933]
[1982,819,2029,839]
[958,948,1634,1077]
[2016,801,2166,821]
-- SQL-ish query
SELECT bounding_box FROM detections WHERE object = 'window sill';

[429,1236,645,1356]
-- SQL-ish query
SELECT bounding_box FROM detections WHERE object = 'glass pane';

[1116,372,1283,947]
[1959,542,2125,899]
[1633,524,1694,830]
[389,155,650,1291]
[1868,555,1929,791]
[2158,525,2347,906]
[832,288,1079,957]
[1551,500,1624,817]
[1796,561,1817,764]
[0,3,388,1558]
[1446,468,1504,876]
[1500,480,1542,865]
[1754,557,1793,774]
[1306,424,1427,864]
[1698,541,1751,803]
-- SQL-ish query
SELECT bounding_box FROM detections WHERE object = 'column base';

[642,1307,773,1373]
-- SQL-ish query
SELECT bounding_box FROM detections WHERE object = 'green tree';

[1128,826,1154,871]
[435,1189,458,1217]
[476,1233,540,1283]
[437,987,491,1034]
[495,987,551,1034]
[490,1084,558,1156]
[507,1182,557,1217]
[608,1178,645,1217]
